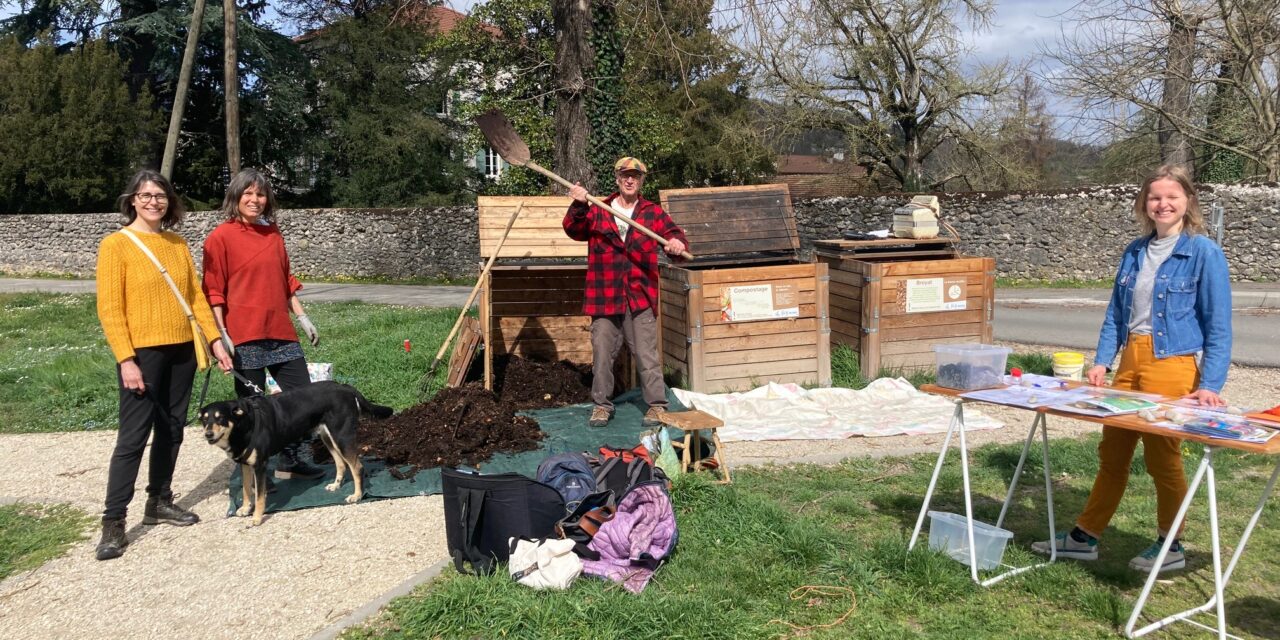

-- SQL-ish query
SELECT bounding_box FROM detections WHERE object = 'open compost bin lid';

[813,236,960,262]
[477,195,584,261]
[658,184,801,267]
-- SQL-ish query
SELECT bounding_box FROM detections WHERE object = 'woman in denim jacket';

[1034,165,1232,574]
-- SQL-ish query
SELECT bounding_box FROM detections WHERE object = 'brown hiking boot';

[95,517,128,561]
[143,495,199,526]
[588,406,612,428]
[642,406,667,427]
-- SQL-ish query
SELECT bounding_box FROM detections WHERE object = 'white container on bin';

[932,343,1012,390]
[927,510,1014,571]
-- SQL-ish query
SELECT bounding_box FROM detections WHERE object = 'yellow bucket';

[1052,351,1085,381]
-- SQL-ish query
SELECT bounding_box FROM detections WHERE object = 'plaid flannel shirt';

[563,193,688,317]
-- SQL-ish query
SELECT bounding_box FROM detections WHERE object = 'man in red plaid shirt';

[564,157,689,428]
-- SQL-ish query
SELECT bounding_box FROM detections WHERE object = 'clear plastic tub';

[933,343,1012,390]
[927,510,1014,571]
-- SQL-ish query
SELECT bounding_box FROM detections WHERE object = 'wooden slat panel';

[881,322,984,342]
[879,257,992,277]
[829,280,863,302]
[490,301,584,317]
[826,268,869,288]
[702,317,816,340]
[705,358,818,382]
[879,336,980,356]
[703,303,816,325]
[704,344,817,367]
[700,289,816,313]
[830,317,862,339]
[880,352,938,371]
[496,316,590,331]
[662,303,687,326]
[496,324,591,344]
[477,196,578,258]
[495,335,594,351]
[490,275,585,291]
[699,372,821,394]
[815,260,831,387]
[860,271,882,380]
[880,295,985,318]
[490,289,585,304]
[706,331,817,353]
[702,277,815,302]
[697,263,814,285]
[659,184,797,258]
[881,309,984,329]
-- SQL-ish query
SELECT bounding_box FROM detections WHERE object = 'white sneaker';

[1031,531,1099,560]
[1128,540,1186,573]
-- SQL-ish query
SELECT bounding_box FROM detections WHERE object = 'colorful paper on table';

[961,385,1095,409]
[1052,395,1160,417]
[1153,417,1279,444]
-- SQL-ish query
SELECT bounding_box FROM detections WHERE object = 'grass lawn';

[0,503,94,580]
[347,440,1280,640]
[0,292,461,434]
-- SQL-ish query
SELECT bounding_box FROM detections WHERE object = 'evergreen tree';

[0,37,160,213]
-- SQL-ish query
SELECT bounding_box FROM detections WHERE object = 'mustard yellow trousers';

[1077,334,1199,538]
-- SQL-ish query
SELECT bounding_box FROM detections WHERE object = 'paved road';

[995,287,1280,367]
[5,278,1277,366]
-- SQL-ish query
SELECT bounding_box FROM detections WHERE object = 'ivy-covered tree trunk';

[1159,11,1198,174]
[587,0,626,182]
[552,0,594,192]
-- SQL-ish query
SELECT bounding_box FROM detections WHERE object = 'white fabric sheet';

[672,378,1004,442]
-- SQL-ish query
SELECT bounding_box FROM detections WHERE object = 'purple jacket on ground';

[581,483,677,593]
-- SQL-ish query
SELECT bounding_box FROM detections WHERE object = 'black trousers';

[233,357,311,398]
[103,343,196,520]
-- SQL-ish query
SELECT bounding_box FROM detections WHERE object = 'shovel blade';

[475,110,532,166]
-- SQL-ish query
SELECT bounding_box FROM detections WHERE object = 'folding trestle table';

[908,383,1280,639]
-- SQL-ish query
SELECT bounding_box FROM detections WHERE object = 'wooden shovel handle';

[526,160,695,260]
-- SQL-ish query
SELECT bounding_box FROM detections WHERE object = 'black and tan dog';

[199,381,393,526]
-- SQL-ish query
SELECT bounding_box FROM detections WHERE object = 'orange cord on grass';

[766,585,858,633]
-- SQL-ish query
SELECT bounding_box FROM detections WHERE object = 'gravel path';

[1,343,1275,639]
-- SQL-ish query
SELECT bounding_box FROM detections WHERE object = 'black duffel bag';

[442,468,566,575]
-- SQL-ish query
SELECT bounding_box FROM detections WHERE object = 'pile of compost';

[493,356,593,410]
[335,358,594,476]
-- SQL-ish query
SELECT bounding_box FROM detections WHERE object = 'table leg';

[956,398,981,583]
[1125,447,1214,638]
[1130,456,1280,639]
[909,400,963,551]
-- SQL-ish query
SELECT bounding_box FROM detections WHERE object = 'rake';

[475,110,694,260]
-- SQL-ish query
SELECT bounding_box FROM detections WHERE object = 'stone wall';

[0,207,481,280]
[794,183,1279,281]
[2,184,1277,281]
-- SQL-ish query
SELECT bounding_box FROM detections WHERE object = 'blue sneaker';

[1031,531,1099,560]
[1129,539,1185,573]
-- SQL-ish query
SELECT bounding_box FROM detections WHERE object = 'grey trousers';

[590,308,667,411]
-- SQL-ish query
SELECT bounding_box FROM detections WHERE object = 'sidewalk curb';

[307,557,452,640]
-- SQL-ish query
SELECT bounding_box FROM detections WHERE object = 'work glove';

[219,329,235,356]
[297,314,319,347]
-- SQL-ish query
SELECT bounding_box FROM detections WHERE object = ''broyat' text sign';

[904,277,967,313]
[720,283,800,322]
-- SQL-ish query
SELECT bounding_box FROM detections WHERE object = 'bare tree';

[552,0,594,192]
[740,0,1013,191]
[161,0,208,179]
[1047,0,1280,180]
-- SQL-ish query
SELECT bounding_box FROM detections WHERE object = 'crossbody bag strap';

[118,229,211,370]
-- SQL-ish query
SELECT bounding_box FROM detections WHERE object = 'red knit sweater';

[202,220,303,345]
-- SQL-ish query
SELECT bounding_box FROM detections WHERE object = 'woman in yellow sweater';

[94,169,232,561]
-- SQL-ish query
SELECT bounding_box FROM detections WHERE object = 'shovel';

[475,110,694,260]
[427,201,526,379]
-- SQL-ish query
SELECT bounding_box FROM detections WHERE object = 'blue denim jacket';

[1094,232,1232,392]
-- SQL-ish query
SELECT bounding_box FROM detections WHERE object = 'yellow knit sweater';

[96,230,221,363]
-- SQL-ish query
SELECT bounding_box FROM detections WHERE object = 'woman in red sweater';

[203,169,323,479]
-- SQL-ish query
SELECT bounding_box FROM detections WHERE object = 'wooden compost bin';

[658,184,831,394]
[814,237,995,380]
[476,196,629,390]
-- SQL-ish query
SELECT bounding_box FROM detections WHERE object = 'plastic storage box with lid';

[927,510,1014,571]
[933,343,1011,390]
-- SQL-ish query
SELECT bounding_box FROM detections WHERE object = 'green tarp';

[227,389,685,514]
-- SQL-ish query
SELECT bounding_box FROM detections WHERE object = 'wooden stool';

[657,410,731,484]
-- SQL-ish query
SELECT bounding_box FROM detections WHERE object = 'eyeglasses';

[134,192,169,203]
[615,172,644,182]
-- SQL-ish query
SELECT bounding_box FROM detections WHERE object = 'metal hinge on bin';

[863,275,880,284]
[817,275,831,282]
[683,283,701,291]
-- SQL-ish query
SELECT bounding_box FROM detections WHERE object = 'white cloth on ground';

[672,378,1003,442]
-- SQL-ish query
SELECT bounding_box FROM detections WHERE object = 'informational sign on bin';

[720,282,800,322]
[902,277,967,313]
